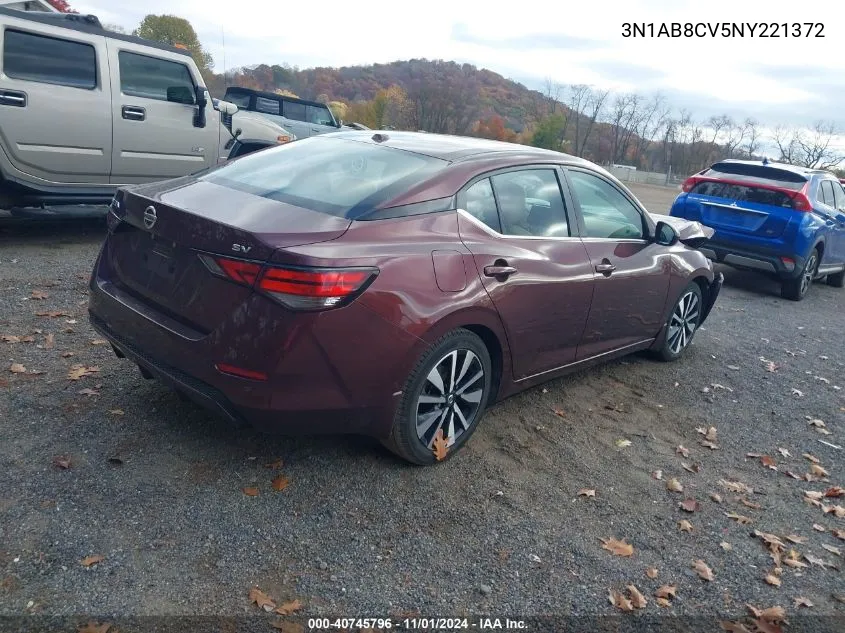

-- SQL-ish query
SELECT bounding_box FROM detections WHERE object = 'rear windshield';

[201,137,448,218]
[704,162,807,190]
[690,181,794,207]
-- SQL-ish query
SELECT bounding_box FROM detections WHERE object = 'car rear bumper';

[697,239,805,279]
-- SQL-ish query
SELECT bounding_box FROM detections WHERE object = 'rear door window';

[3,29,96,89]
[819,181,835,207]
[118,51,194,102]
[833,182,845,211]
[464,178,501,233]
[282,100,307,121]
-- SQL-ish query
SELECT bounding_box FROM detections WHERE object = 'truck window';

[3,29,96,89]
[255,97,280,115]
[307,104,334,126]
[282,100,306,122]
[118,51,195,102]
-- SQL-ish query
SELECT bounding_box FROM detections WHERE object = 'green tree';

[531,113,567,151]
[134,15,214,76]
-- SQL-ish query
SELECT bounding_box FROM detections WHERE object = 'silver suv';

[222,87,343,139]
[0,8,294,211]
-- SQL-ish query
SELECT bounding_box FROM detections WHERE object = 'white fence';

[605,166,684,188]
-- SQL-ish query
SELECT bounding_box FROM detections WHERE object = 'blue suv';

[669,159,845,301]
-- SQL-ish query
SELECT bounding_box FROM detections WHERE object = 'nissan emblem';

[143,205,157,229]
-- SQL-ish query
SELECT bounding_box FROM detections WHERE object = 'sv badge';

[232,243,252,253]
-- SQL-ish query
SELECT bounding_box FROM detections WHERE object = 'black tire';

[826,269,845,288]
[654,282,703,362]
[781,248,819,301]
[382,328,493,465]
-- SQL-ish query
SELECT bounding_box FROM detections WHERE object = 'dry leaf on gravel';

[720,622,751,633]
[52,455,71,469]
[627,584,647,609]
[271,475,289,492]
[677,445,690,458]
[656,597,672,608]
[666,478,684,493]
[655,585,677,599]
[78,388,99,397]
[578,489,596,497]
[746,604,786,622]
[90,339,108,346]
[43,333,54,350]
[821,544,841,556]
[725,512,753,525]
[832,529,845,541]
[710,492,723,503]
[805,490,825,500]
[1,335,21,343]
[679,520,694,532]
[61,351,74,358]
[682,462,701,474]
[693,559,714,581]
[700,440,720,450]
[778,448,791,458]
[679,499,700,512]
[30,289,48,300]
[808,418,826,428]
[760,455,777,469]
[9,363,27,373]
[109,409,124,416]
[813,524,826,532]
[615,438,632,449]
[242,487,260,497]
[80,555,104,567]
[810,464,829,478]
[652,470,663,480]
[274,599,303,615]
[720,479,754,494]
[764,573,781,587]
[248,587,276,611]
[782,550,808,568]
[646,567,658,579]
[432,429,449,461]
[270,622,305,633]
[740,497,763,510]
[35,310,70,318]
[793,597,813,608]
[805,554,834,569]
[720,542,733,551]
[608,589,634,612]
[824,487,844,498]
[67,365,99,381]
[77,622,112,633]
[600,537,634,557]
[803,453,820,464]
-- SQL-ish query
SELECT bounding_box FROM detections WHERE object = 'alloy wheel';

[415,349,485,449]
[667,291,700,355]
[800,252,818,296]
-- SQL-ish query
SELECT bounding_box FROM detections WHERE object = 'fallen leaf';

[600,537,634,557]
[693,559,714,581]
[821,544,841,556]
[805,490,825,500]
[824,487,844,498]
[248,587,276,612]
[9,363,26,373]
[810,464,829,477]
[652,469,663,480]
[645,567,658,579]
[813,524,825,532]
[666,478,684,493]
[81,554,104,567]
[2,335,21,343]
[760,455,776,469]
[577,489,596,497]
[778,448,791,458]
[35,310,70,318]
[432,428,449,461]
[44,333,55,349]
[271,475,289,492]
[720,479,753,494]
[90,339,109,346]
[552,408,565,417]
[705,426,718,442]
[627,584,647,609]
[803,453,820,464]
[677,445,690,458]
[720,541,733,551]
[720,622,751,633]
[805,554,833,568]
[67,365,99,381]
[679,519,694,532]
[679,499,700,513]
[609,588,634,612]
[725,512,753,525]
[747,605,786,622]
[52,455,71,469]
[654,585,677,599]
[792,388,804,397]
[785,535,807,544]
[710,492,723,503]
[77,622,112,633]
[274,599,303,615]
[615,438,632,449]
[242,487,260,497]
[793,597,813,608]
[30,289,48,300]
[108,409,124,416]
[784,470,803,480]
[61,351,74,358]
[740,497,763,510]
[270,622,305,633]
[78,388,99,397]
[832,529,845,541]
[764,573,781,587]
[682,462,701,473]
[700,440,720,450]
[783,550,808,568]
[808,418,826,428]
[656,597,672,608]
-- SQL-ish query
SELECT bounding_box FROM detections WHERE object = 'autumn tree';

[134,15,214,76]
[531,114,567,151]
[474,115,515,142]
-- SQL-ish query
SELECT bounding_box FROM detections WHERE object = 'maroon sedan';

[88,131,722,464]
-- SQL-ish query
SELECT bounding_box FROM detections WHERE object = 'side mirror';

[654,220,679,246]
[194,86,208,107]
[193,86,208,129]
[216,99,239,116]
[337,119,343,128]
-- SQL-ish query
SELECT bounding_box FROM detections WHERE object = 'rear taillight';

[788,184,813,212]
[199,254,378,311]
[258,266,378,310]
[681,176,699,193]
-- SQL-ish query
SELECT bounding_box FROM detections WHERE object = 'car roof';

[223,86,332,110]
[712,158,815,175]
[326,129,592,164]
[0,6,192,58]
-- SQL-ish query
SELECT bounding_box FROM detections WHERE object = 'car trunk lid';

[105,180,351,333]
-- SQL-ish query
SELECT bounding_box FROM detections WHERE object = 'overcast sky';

[74,0,843,145]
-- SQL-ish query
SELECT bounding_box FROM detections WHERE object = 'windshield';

[201,137,449,219]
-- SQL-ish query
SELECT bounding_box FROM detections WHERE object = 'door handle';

[483,264,518,278]
[122,106,146,121]
[0,90,26,107]
[595,262,616,275]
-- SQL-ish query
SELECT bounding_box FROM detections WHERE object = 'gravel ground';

[1,189,844,630]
